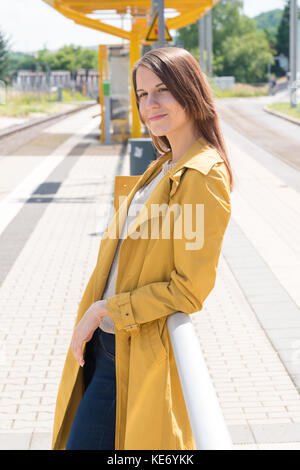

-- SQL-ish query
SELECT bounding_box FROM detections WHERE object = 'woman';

[52,47,233,450]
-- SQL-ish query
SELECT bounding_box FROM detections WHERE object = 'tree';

[273,0,290,76]
[79,48,98,70]
[176,0,273,83]
[175,23,198,51]
[0,29,10,83]
[254,8,283,49]
[176,0,249,55]
[262,28,278,53]
[216,31,272,83]
[8,45,99,77]
[37,47,56,71]
[212,0,255,56]
[276,0,290,58]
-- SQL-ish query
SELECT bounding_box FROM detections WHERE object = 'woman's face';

[136,65,191,137]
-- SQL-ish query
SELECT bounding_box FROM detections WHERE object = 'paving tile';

[29,432,52,450]
[0,433,31,450]
[228,425,255,444]
[251,423,300,443]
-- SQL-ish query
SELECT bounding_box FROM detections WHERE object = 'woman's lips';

[149,114,167,121]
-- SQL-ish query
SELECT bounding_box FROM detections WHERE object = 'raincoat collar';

[139,135,224,187]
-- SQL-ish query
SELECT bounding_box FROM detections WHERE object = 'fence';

[12,69,99,99]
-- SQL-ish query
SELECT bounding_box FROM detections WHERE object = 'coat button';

[125,313,129,316]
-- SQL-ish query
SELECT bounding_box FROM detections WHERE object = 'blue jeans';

[66,328,116,450]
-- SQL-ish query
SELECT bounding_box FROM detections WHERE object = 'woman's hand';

[71,300,108,367]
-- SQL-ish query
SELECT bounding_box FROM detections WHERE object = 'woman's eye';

[138,88,168,99]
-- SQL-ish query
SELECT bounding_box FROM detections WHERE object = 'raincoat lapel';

[93,154,171,300]
[103,152,172,243]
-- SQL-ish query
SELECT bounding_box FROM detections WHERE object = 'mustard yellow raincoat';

[52,136,231,450]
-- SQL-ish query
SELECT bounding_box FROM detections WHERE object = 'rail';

[167,312,233,450]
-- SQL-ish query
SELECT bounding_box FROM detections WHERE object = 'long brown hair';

[132,47,234,191]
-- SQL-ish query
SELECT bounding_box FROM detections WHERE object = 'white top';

[99,157,177,334]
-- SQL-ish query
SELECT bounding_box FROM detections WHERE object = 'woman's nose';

[145,93,159,108]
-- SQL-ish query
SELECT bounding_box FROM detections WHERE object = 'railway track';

[0,101,97,157]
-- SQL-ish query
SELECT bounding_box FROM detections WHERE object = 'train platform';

[0,104,299,450]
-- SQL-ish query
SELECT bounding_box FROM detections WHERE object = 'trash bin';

[129,138,158,175]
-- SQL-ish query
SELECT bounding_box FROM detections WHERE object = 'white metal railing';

[167,312,233,450]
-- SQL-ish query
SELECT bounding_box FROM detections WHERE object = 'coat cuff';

[106,292,138,331]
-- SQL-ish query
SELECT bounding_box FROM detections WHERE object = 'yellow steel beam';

[130,19,142,138]
[52,2,131,40]
[166,6,211,30]
[46,1,214,15]
[64,1,205,8]
[98,45,105,143]
[66,1,149,7]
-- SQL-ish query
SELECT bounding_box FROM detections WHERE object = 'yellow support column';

[130,30,141,138]
[98,45,104,142]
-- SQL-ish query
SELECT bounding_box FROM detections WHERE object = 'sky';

[0,0,288,53]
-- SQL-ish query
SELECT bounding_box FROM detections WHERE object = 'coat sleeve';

[105,162,231,331]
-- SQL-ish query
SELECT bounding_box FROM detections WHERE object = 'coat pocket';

[132,320,168,367]
[148,318,168,364]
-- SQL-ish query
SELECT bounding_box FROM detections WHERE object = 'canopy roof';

[42,0,219,42]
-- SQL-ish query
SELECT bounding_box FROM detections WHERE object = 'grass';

[0,81,273,119]
[266,102,300,122]
[0,88,94,118]
[209,81,269,98]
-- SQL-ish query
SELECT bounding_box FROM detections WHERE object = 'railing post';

[167,312,233,450]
